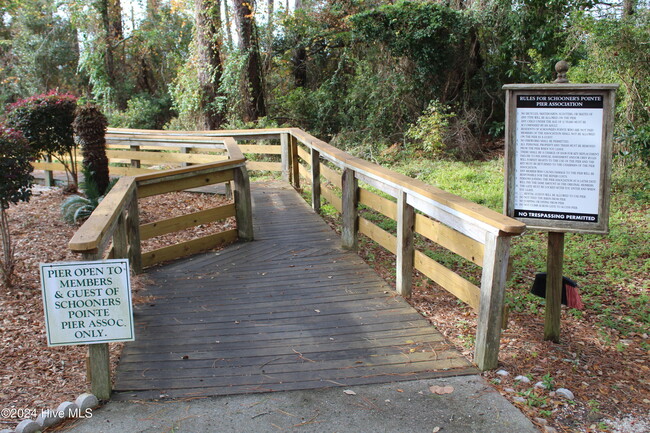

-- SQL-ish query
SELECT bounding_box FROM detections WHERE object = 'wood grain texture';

[114,181,474,400]
[414,251,481,310]
[341,168,358,250]
[474,233,511,370]
[544,232,564,343]
[141,229,238,268]
[139,204,236,240]
[415,214,484,267]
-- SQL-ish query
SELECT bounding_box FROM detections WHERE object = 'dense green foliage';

[0,127,33,210]
[0,0,647,164]
[0,126,33,287]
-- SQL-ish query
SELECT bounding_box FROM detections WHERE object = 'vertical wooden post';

[544,232,565,342]
[310,148,321,213]
[396,191,415,298]
[113,212,128,259]
[341,168,358,251]
[281,133,290,183]
[180,146,190,167]
[44,154,54,187]
[82,251,111,399]
[130,145,141,169]
[126,190,142,274]
[225,182,233,200]
[290,135,300,189]
[88,343,111,400]
[233,167,254,241]
[475,233,511,371]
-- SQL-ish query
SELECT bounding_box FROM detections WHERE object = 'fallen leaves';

[343,389,356,396]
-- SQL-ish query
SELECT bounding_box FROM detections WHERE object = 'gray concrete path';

[58,376,538,433]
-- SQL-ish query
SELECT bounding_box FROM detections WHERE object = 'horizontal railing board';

[414,250,481,310]
[246,161,282,172]
[415,214,484,267]
[140,203,236,240]
[137,170,235,198]
[359,217,397,255]
[320,183,342,212]
[141,229,238,268]
[105,149,229,164]
[290,128,524,237]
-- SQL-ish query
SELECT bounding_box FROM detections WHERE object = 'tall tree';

[96,0,127,109]
[234,0,266,121]
[195,0,226,129]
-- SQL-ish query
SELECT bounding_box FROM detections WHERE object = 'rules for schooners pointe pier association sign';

[503,83,618,234]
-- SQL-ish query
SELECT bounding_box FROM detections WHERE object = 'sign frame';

[503,83,618,234]
[40,258,135,347]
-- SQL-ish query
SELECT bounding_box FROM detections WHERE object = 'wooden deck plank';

[114,180,475,399]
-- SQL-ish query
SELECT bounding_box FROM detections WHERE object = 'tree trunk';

[99,0,126,109]
[292,0,306,87]
[234,0,266,122]
[195,0,225,129]
[223,0,233,49]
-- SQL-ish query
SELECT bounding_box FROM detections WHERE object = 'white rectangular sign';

[513,94,603,222]
[40,259,135,346]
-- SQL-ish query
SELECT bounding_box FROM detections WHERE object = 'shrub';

[6,90,78,188]
[405,101,454,156]
[109,94,174,130]
[74,104,110,195]
[0,126,34,287]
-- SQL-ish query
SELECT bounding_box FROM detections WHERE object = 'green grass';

[387,157,650,337]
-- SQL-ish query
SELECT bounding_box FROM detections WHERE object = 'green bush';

[6,90,78,187]
[0,126,34,287]
[405,101,453,156]
[109,94,174,130]
[74,104,110,195]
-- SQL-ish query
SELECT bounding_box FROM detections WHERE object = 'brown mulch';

[0,186,232,429]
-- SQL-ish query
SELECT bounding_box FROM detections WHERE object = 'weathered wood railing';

[115,127,525,371]
[67,136,252,398]
[66,127,524,389]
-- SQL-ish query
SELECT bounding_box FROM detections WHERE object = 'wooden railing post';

[341,168,358,250]
[475,233,511,370]
[180,146,190,167]
[130,145,141,168]
[113,212,128,259]
[310,148,321,213]
[281,133,290,182]
[44,154,55,187]
[233,166,254,241]
[290,135,300,189]
[126,190,142,274]
[81,250,111,400]
[396,191,415,297]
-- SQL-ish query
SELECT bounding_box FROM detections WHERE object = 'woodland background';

[0,0,648,163]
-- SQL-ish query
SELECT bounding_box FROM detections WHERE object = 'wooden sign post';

[40,259,135,399]
[503,62,617,342]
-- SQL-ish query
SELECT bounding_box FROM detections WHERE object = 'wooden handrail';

[68,177,137,253]
[288,128,525,237]
[68,127,525,372]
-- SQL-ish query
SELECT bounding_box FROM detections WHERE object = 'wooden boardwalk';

[113,181,476,400]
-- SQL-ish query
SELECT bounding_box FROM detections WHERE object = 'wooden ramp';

[113,181,476,400]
